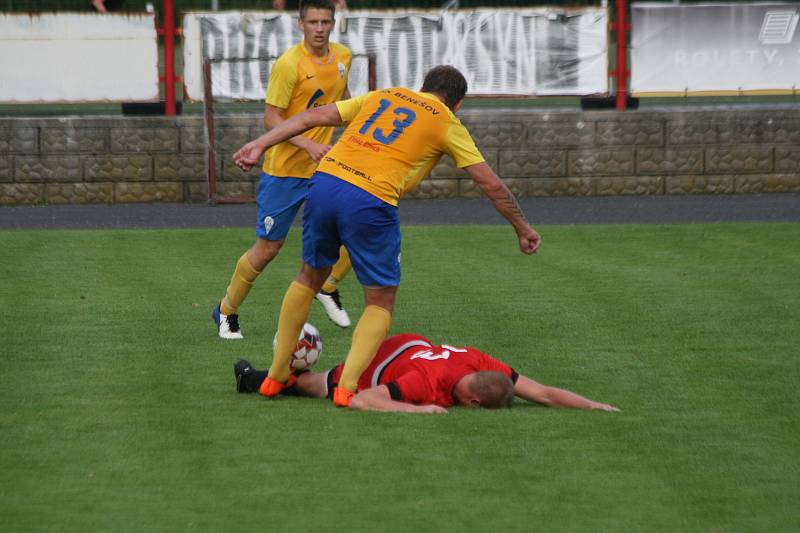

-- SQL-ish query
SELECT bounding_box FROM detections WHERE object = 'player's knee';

[296,263,330,291]
[250,239,284,267]
[363,286,397,313]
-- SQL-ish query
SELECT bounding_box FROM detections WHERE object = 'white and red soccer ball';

[273,323,322,370]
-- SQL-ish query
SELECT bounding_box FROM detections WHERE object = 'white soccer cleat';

[315,290,351,328]
[212,303,244,339]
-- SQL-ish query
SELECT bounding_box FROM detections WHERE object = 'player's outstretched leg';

[235,359,327,398]
[316,247,352,328]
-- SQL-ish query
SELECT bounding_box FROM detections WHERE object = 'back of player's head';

[469,371,514,409]
[421,65,468,110]
[300,0,335,19]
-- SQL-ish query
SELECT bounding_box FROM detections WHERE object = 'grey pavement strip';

[0,194,798,230]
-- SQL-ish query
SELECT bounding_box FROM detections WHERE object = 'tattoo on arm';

[499,189,529,225]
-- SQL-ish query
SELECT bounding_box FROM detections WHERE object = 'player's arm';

[514,374,619,411]
[234,104,343,171]
[464,162,541,255]
[349,385,447,414]
[264,104,332,163]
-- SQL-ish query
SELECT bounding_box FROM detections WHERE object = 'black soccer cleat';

[234,359,256,393]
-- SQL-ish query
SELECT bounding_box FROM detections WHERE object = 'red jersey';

[332,333,516,407]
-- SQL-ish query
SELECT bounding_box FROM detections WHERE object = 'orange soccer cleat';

[333,387,354,407]
[258,375,297,398]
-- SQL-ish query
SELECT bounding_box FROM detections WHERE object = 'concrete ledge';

[1,106,799,204]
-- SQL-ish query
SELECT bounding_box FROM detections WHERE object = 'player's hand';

[518,226,541,255]
[416,405,448,414]
[591,402,620,412]
[232,141,265,171]
[304,142,333,163]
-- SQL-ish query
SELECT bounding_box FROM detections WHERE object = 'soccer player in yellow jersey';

[233,66,542,406]
[212,0,355,339]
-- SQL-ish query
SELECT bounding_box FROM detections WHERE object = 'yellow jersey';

[317,88,484,206]
[262,41,352,179]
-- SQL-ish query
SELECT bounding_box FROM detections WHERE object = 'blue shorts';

[302,172,401,287]
[255,172,309,240]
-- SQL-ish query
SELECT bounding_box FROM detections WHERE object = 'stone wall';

[1,106,798,205]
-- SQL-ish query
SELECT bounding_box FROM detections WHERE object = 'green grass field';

[1,222,798,531]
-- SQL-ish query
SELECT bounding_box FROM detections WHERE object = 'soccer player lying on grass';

[234,333,619,413]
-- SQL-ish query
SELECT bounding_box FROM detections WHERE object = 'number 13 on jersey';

[358,98,417,145]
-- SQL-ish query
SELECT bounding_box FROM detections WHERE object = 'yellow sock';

[338,305,392,392]
[220,253,261,315]
[268,281,316,383]
[321,246,352,293]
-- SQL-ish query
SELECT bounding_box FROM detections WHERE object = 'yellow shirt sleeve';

[443,122,485,168]
[335,92,372,124]
[265,56,297,109]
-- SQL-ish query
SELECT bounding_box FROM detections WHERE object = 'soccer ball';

[273,323,323,371]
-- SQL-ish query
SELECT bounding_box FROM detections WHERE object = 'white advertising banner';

[0,13,159,103]
[631,3,800,94]
[182,9,608,101]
